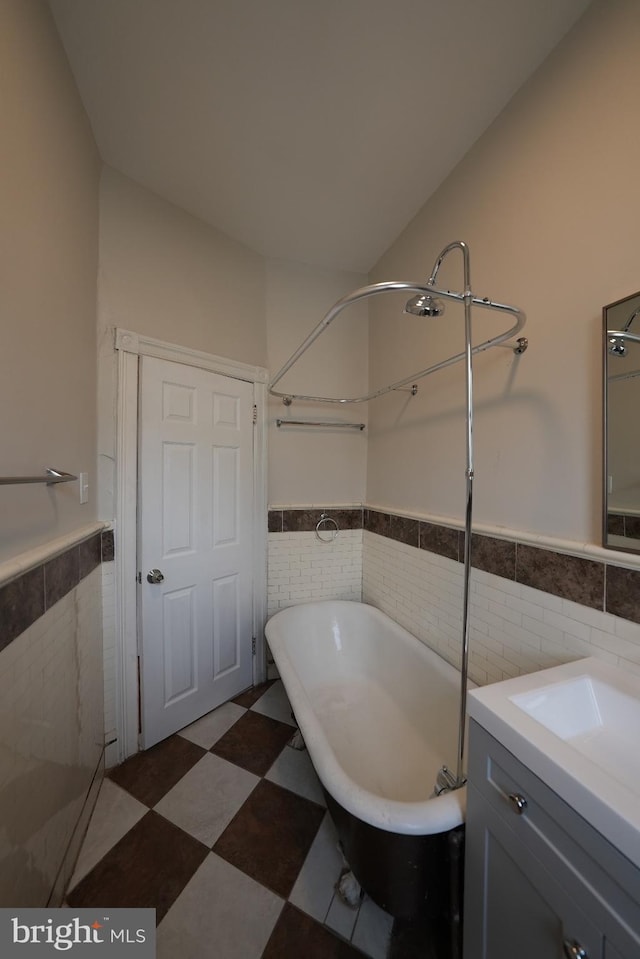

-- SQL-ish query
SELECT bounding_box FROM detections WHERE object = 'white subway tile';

[521,615,564,645]
[542,608,591,642]
[613,617,640,644]
[617,657,640,677]
[520,582,565,614]
[589,629,640,663]
[504,594,545,621]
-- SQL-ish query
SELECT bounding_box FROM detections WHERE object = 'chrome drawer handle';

[507,792,527,814]
[563,938,588,959]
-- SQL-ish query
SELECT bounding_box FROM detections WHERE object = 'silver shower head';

[608,336,627,357]
[404,293,444,317]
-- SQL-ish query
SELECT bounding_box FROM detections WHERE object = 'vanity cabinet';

[464,721,640,959]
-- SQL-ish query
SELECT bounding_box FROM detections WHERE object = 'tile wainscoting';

[0,528,111,906]
[267,507,640,684]
[267,509,363,618]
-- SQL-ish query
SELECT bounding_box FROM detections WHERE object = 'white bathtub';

[265,600,469,919]
[265,600,468,835]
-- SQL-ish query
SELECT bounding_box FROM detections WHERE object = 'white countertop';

[468,657,640,870]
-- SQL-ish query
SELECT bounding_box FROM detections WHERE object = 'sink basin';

[468,657,640,869]
[510,674,640,793]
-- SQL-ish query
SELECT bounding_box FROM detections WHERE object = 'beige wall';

[0,0,100,563]
[98,167,267,366]
[267,258,369,506]
[97,167,267,518]
[367,0,639,546]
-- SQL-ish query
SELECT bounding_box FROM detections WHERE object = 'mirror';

[604,290,640,552]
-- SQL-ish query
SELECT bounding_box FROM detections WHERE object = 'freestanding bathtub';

[265,600,469,921]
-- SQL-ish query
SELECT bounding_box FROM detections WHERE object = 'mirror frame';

[603,290,640,554]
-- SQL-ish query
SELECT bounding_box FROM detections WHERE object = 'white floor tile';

[352,896,394,959]
[250,680,296,726]
[68,779,147,890]
[265,743,326,806]
[157,852,283,959]
[289,812,343,923]
[325,891,360,940]
[178,701,246,748]
[154,752,258,847]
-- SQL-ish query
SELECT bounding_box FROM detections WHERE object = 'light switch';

[79,472,89,504]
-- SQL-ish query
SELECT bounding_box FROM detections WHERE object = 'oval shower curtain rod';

[268,272,527,406]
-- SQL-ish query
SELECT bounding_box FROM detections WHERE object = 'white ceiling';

[49,0,592,273]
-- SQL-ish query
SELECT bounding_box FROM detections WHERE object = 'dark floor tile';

[67,810,208,922]
[262,903,367,958]
[232,680,276,708]
[108,735,206,807]
[214,780,324,898]
[210,710,293,776]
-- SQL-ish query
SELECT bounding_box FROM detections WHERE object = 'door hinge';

[253,404,258,424]
[252,637,256,656]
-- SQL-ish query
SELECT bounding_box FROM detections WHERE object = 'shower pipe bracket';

[0,468,78,487]
[494,335,528,355]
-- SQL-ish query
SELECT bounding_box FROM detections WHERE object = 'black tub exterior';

[324,788,465,928]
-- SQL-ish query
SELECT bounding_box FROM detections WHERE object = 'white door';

[139,355,255,748]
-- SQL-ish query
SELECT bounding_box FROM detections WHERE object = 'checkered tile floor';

[67,681,443,958]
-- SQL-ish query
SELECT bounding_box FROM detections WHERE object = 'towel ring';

[316,513,339,543]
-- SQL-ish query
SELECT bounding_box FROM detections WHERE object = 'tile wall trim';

[268,507,363,533]
[365,503,640,570]
[0,521,109,587]
[269,506,640,626]
[0,526,114,654]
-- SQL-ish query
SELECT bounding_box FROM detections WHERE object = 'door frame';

[114,328,268,762]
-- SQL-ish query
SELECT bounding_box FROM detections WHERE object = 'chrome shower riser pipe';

[431,241,473,791]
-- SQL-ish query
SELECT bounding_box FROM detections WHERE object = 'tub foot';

[336,867,364,908]
[288,728,306,751]
[336,845,364,909]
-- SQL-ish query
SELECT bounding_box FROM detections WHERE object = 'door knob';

[147,568,165,584]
